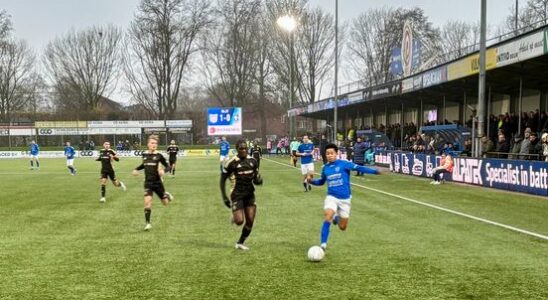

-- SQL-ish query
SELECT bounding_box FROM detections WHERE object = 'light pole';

[333,0,339,143]
[277,15,297,138]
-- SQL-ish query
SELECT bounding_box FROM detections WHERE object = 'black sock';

[172,169,176,175]
[36,161,40,167]
[101,185,106,197]
[237,226,252,244]
[68,166,74,173]
[30,161,34,167]
[144,208,151,223]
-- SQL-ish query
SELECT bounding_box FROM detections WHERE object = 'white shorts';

[30,154,39,159]
[220,155,228,162]
[301,163,314,175]
[66,159,74,166]
[324,195,352,218]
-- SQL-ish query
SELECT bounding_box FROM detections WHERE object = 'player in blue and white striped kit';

[29,140,40,170]
[308,143,380,250]
[64,141,77,175]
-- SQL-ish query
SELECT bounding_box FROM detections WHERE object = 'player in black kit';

[166,140,180,177]
[220,140,263,250]
[132,135,174,231]
[249,142,262,169]
[96,141,126,203]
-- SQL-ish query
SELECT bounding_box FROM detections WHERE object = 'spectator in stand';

[353,137,366,176]
[542,133,548,161]
[529,132,541,160]
[462,139,472,157]
[481,136,494,158]
[509,134,522,160]
[496,134,510,159]
[519,128,532,160]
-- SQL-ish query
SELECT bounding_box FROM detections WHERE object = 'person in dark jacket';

[495,134,510,159]
[353,137,367,176]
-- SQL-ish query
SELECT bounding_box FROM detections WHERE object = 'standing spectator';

[519,128,532,160]
[529,132,541,160]
[496,134,510,159]
[542,133,548,161]
[266,139,272,156]
[319,134,328,164]
[480,136,494,158]
[509,134,522,160]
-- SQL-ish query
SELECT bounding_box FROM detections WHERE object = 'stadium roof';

[290,25,548,119]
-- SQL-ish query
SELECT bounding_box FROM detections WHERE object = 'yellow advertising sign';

[35,121,87,128]
[447,48,496,81]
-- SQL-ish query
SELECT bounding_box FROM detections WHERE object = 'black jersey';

[96,149,118,170]
[250,146,262,160]
[135,151,169,183]
[166,145,180,160]
[222,156,259,193]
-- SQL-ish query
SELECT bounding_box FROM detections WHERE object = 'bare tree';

[528,0,548,24]
[501,1,539,35]
[265,0,307,108]
[124,0,212,120]
[0,40,35,122]
[441,20,480,61]
[296,7,335,104]
[43,25,122,113]
[202,0,262,107]
[347,7,441,85]
[0,10,12,41]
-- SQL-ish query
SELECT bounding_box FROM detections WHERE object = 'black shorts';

[230,192,256,212]
[101,169,116,181]
[144,182,167,199]
[169,157,177,164]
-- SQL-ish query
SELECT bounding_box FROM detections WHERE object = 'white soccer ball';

[307,246,325,262]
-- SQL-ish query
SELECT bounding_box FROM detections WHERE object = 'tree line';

[1,0,548,128]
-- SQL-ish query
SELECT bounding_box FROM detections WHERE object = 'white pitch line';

[264,158,548,241]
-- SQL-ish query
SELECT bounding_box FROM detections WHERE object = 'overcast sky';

[0,0,519,102]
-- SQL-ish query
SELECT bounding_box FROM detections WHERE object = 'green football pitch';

[1,156,547,299]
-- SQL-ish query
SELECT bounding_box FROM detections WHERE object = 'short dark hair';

[325,143,338,152]
[236,139,247,149]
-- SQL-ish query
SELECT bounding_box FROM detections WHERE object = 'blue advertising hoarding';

[207,107,242,136]
[375,151,548,196]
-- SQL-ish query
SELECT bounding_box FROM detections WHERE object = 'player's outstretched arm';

[133,163,144,176]
[159,155,171,173]
[355,165,380,175]
[309,172,326,186]
[219,173,231,208]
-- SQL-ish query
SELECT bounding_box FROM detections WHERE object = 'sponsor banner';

[207,107,242,136]
[367,81,402,100]
[168,128,190,133]
[347,92,364,105]
[35,121,87,128]
[9,128,35,136]
[402,78,414,93]
[38,128,86,135]
[413,75,423,90]
[166,120,192,128]
[0,151,25,158]
[87,120,165,128]
[496,30,545,67]
[422,66,447,88]
[377,151,548,196]
[143,128,166,133]
[88,127,141,135]
[447,48,496,81]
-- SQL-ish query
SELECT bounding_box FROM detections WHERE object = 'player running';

[296,135,314,192]
[96,141,126,203]
[166,140,180,177]
[308,143,380,250]
[219,136,230,171]
[64,141,77,175]
[249,142,262,169]
[29,140,40,170]
[290,137,300,167]
[220,140,263,250]
[132,135,174,231]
